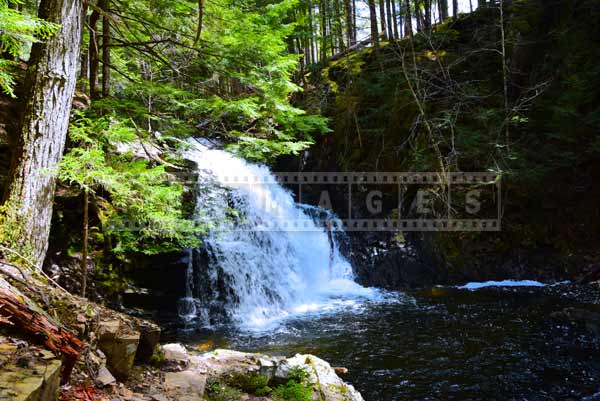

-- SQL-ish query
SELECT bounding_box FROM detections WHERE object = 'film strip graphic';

[170,171,498,185]
[155,171,501,232]
[107,171,501,233]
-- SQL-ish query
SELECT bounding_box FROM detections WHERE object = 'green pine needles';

[0,0,59,96]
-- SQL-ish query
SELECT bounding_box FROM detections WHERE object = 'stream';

[174,283,600,401]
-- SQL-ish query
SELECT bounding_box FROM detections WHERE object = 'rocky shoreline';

[0,262,363,401]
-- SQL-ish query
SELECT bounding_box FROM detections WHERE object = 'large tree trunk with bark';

[1,0,83,269]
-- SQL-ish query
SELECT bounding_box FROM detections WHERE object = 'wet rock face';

[122,251,189,320]
[160,344,365,401]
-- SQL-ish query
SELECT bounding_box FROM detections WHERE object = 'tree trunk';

[391,0,399,38]
[308,0,316,63]
[1,0,83,269]
[344,0,355,46]
[368,0,379,49]
[404,0,413,37]
[320,0,327,62]
[385,0,394,39]
[440,0,449,20]
[352,0,357,41]
[101,0,110,97]
[328,10,335,56]
[89,7,100,99]
[193,0,204,46]
[334,0,345,52]
[453,0,458,19]
[378,0,387,39]
[424,0,432,30]
[415,0,423,32]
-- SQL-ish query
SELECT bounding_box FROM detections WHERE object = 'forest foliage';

[2,0,598,292]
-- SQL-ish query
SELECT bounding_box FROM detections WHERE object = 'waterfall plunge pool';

[173,142,600,400]
[169,282,600,401]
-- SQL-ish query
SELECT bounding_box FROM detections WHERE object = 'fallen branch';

[0,286,84,383]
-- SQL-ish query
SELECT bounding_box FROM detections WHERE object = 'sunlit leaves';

[59,114,202,256]
[0,0,59,96]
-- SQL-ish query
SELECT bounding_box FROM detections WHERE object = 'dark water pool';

[175,284,600,401]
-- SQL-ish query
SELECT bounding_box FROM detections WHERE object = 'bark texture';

[2,0,83,268]
[0,286,84,383]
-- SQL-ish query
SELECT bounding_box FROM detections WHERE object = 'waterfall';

[180,140,374,330]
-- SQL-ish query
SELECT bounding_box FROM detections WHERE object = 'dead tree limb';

[0,287,83,384]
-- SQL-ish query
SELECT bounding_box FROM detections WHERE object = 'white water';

[181,140,376,330]
[457,280,547,290]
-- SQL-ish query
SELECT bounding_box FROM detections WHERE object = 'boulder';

[0,345,62,401]
[162,343,190,364]
[157,346,364,401]
[97,320,140,380]
[164,371,206,401]
[195,349,364,401]
[276,353,364,401]
[136,322,161,362]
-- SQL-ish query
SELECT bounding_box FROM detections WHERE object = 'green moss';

[226,372,271,395]
[148,345,165,368]
[205,379,244,401]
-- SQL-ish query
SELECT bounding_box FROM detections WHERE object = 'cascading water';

[179,140,375,330]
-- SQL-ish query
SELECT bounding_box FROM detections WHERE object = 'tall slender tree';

[101,0,110,97]
[378,0,387,39]
[344,0,356,46]
[385,0,394,39]
[320,0,327,61]
[424,0,432,30]
[308,0,316,62]
[404,0,413,37]
[391,0,399,39]
[368,0,379,48]
[1,0,83,268]
[440,0,449,20]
